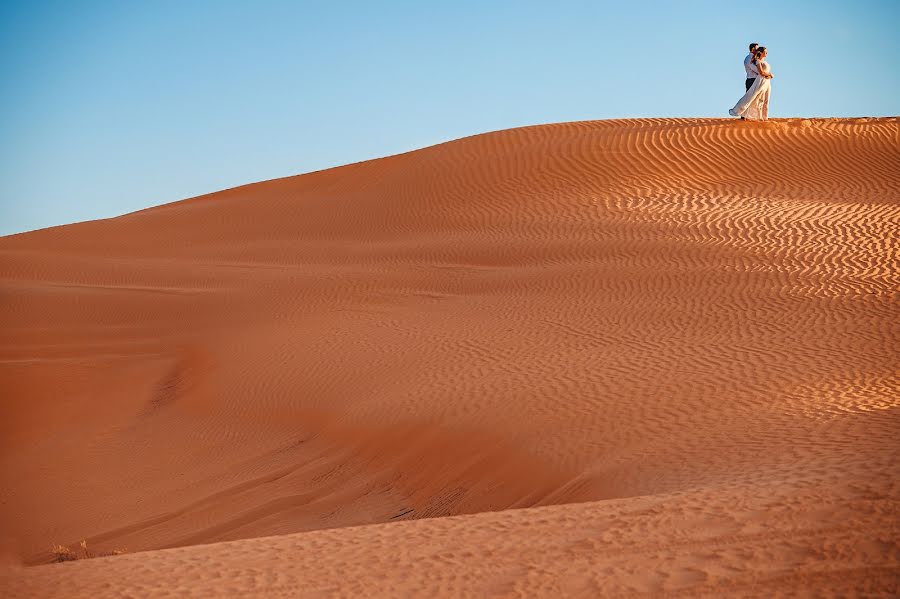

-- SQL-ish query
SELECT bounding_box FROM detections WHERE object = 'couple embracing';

[730,42,774,121]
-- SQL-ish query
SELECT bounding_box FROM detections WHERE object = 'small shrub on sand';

[50,540,127,563]
[51,544,77,562]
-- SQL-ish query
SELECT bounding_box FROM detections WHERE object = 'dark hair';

[755,46,767,60]
[749,42,759,52]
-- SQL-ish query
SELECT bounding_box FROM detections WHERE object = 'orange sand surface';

[1,117,898,597]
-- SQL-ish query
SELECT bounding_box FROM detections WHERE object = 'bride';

[730,46,773,121]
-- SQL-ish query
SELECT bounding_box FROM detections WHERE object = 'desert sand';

[1,117,898,597]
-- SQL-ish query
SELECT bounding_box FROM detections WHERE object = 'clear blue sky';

[2,0,898,236]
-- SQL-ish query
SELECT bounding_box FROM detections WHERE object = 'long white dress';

[729,59,771,121]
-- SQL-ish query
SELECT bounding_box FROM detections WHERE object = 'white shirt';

[744,53,759,78]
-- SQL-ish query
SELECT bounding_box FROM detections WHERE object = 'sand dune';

[1,117,898,596]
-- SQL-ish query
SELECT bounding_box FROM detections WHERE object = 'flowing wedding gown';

[729,59,771,121]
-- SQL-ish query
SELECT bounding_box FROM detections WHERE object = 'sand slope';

[1,117,898,596]
[3,480,897,597]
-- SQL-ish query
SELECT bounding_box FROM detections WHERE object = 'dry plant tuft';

[51,544,77,562]
[50,540,128,563]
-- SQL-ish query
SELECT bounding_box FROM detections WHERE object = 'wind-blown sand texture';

[1,117,898,597]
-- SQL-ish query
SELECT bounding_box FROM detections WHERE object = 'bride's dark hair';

[754,47,767,62]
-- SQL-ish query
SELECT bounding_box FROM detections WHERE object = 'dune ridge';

[1,117,898,596]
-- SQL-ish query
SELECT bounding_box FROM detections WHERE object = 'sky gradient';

[2,0,898,236]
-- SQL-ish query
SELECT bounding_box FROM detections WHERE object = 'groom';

[744,42,759,91]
